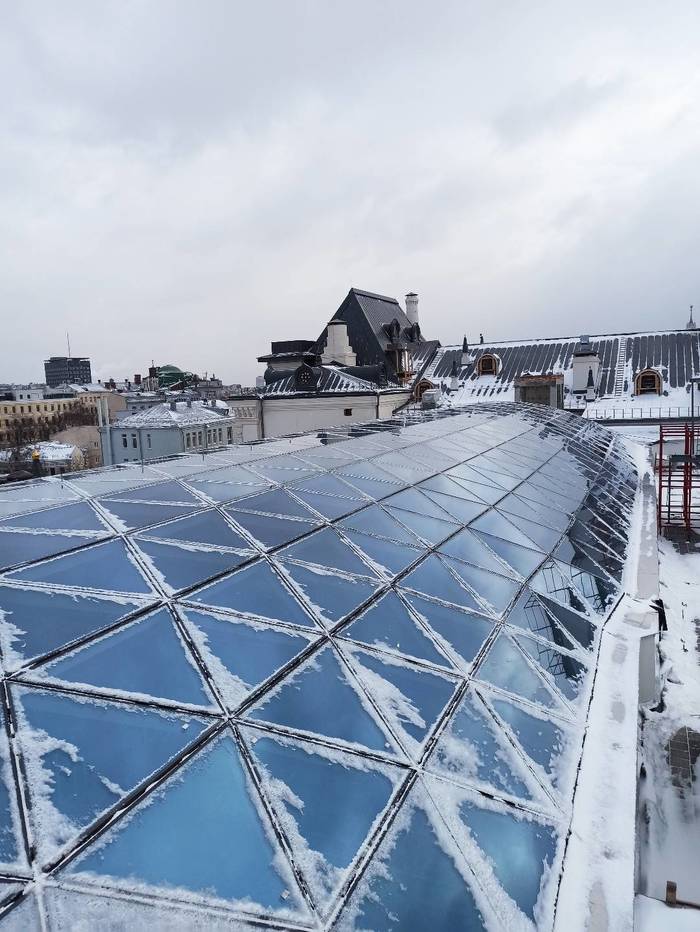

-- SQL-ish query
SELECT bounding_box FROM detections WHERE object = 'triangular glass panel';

[134,538,248,594]
[98,499,199,532]
[538,596,597,650]
[343,645,458,757]
[418,473,483,499]
[446,475,504,505]
[470,511,538,549]
[0,585,148,670]
[290,489,363,520]
[246,644,393,753]
[342,592,450,668]
[494,510,561,551]
[405,594,494,672]
[279,527,377,578]
[475,634,561,711]
[401,556,483,614]
[419,489,487,523]
[338,505,422,545]
[486,693,569,788]
[0,710,23,870]
[338,782,490,932]
[553,537,614,582]
[457,797,557,922]
[383,489,454,522]
[289,473,365,499]
[504,589,575,651]
[554,559,617,615]
[475,532,544,579]
[233,487,319,519]
[427,691,535,802]
[342,529,421,577]
[530,563,592,617]
[0,531,105,573]
[14,686,209,863]
[498,493,570,533]
[188,561,317,628]
[7,539,155,596]
[514,633,586,702]
[337,473,401,500]
[66,734,308,918]
[188,479,270,504]
[180,607,316,710]
[226,510,317,550]
[37,607,214,708]
[0,501,108,533]
[335,460,405,486]
[278,562,380,625]
[138,510,251,550]
[439,529,511,575]
[441,557,520,617]
[386,508,458,546]
[242,729,401,910]
[105,480,203,505]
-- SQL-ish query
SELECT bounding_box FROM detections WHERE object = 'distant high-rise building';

[43,356,92,387]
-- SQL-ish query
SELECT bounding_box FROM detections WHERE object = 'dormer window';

[635,369,662,395]
[477,354,498,376]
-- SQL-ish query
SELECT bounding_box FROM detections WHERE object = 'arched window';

[477,354,498,376]
[635,369,662,395]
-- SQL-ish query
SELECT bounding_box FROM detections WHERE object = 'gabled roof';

[115,401,231,428]
[260,364,400,397]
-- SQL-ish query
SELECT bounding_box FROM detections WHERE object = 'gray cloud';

[1,1,700,384]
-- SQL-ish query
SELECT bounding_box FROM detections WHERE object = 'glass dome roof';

[0,404,637,929]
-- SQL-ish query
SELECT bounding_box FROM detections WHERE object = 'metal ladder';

[613,338,628,396]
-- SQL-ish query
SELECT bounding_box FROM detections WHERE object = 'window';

[207,430,212,443]
[477,354,497,376]
[198,431,202,446]
[636,369,661,395]
[121,434,127,448]
[218,428,222,442]
[227,426,232,444]
[147,434,151,448]
[131,434,137,448]
[344,408,353,416]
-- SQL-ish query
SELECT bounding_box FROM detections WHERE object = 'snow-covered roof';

[115,400,231,428]
[0,402,644,928]
[0,441,80,463]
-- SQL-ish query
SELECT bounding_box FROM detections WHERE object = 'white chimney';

[322,319,356,367]
[405,292,419,326]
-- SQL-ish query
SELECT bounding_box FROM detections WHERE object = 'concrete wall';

[52,425,102,467]
[261,392,410,439]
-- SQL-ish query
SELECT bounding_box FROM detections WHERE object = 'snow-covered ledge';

[555,448,659,932]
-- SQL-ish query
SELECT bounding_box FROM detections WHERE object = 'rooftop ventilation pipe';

[405,292,419,326]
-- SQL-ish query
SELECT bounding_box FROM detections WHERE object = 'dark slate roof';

[316,288,429,382]
[260,364,400,397]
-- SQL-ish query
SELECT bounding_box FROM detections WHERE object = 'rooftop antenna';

[66,332,71,358]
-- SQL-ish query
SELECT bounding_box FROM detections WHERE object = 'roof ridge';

[350,287,400,303]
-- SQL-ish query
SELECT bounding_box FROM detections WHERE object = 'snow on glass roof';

[0,403,637,929]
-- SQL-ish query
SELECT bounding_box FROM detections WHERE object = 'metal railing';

[576,406,693,421]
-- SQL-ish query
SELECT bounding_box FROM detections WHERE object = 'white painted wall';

[572,353,600,393]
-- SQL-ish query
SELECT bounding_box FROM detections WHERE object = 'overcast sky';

[2,1,700,385]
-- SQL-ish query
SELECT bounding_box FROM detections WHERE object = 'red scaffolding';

[657,423,700,536]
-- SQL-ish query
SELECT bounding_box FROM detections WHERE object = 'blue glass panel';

[180,608,315,709]
[383,489,454,522]
[290,489,362,520]
[499,493,570,532]
[336,461,405,486]
[476,634,558,710]
[0,531,103,572]
[15,687,208,861]
[280,528,377,578]
[515,634,586,701]
[338,505,422,545]
[139,510,251,550]
[243,731,399,907]
[346,647,457,756]
[279,562,380,624]
[106,480,202,505]
[98,500,199,531]
[225,510,317,550]
[40,608,214,707]
[419,473,481,499]
[343,530,421,577]
[246,645,392,752]
[335,473,399,500]
[420,490,487,523]
[475,532,544,579]
[446,476,503,505]
[188,561,317,628]
[188,480,269,503]
[0,713,21,867]
[234,488,319,519]
[505,589,575,651]
[250,459,322,483]
[530,563,592,617]
[441,558,520,616]
[555,559,616,614]
[401,556,483,614]
[0,586,147,669]
[405,594,494,672]
[0,501,107,533]
[470,512,536,549]
[459,800,556,920]
[68,736,304,915]
[498,509,561,551]
[539,596,597,650]
[385,508,457,546]
[134,538,248,593]
[290,473,365,499]
[489,695,567,783]
[339,792,486,932]
[343,592,450,668]
[439,529,512,575]
[427,692,533,801]
[8,539,154,596]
